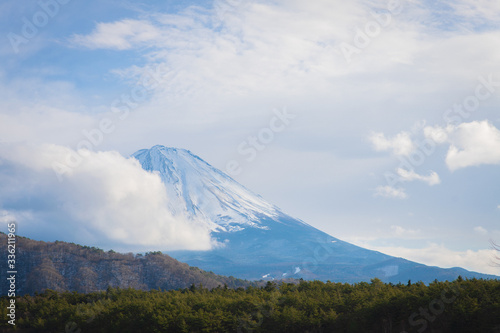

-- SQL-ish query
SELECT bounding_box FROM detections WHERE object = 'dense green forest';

[1,278,499,332]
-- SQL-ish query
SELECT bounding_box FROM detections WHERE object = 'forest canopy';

[1,278,499,333]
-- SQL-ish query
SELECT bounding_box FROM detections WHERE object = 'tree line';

[1,277,499,332]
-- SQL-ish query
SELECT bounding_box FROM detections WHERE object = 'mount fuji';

[132,145,497,283]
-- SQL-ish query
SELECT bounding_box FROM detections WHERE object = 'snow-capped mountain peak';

[132,145,282,233]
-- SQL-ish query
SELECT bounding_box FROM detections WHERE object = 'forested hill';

[0,233,250,295]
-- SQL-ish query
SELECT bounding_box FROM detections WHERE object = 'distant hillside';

[0,233,250,295]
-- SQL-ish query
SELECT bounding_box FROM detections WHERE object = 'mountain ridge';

[132,145,499,283]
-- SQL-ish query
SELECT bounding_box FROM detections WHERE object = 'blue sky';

[1,0,500,274]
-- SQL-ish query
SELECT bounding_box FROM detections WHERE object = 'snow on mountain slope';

[132,145,289,233]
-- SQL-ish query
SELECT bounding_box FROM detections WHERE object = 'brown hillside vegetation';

[0,233,249,295]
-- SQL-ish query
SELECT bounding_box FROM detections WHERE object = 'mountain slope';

[0,233,250,295]
[132,145,499,283]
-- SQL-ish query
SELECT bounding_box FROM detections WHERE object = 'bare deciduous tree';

[491,240,500,267]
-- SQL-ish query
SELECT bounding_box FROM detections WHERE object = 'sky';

[1,0,500,274]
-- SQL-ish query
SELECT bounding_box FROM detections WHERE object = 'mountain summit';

[132,145,284,233]
[132,145,497,283]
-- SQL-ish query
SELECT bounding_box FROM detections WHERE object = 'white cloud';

[369,132,415,156]
[0,143,215,252]
[445,121,500,171]
[71,19,161,50]
[396,168,441,186]
[474,226,488,235]
[423,125,452,144]
[367,243,499,275]
[374,186,407,199]
[423,121,500,171]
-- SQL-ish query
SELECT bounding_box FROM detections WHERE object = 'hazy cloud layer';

[367,243,500,276]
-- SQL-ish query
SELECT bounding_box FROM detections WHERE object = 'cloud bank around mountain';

[0,143,215,252]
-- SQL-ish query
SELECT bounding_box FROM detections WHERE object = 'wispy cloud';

[396,168,440,186]
[450,0,500,26]
[71,19,161,50]
[374,186,407,199]
[369,131,415,156]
